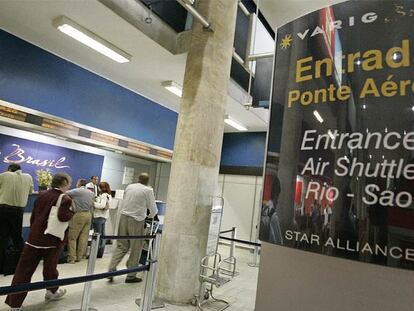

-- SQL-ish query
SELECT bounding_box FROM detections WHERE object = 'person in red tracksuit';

[5,172,74,311]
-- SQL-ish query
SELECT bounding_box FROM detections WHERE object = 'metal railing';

[218,233,262,268]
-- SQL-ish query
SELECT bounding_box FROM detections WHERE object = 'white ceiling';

[0,0,185,110]
[0,0,347,137]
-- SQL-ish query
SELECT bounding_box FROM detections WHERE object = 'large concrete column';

[156,0,238,304]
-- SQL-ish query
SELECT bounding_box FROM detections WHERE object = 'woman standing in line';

[92,182,112,258]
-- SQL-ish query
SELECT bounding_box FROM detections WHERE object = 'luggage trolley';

[193,197,230,311]
[140,218,160,265]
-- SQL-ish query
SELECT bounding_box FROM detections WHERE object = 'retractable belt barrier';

[0,232,161,311]
[219,236,261,248]
[100,235,156,240]
[219,229,234,235]
[0,265,150,296]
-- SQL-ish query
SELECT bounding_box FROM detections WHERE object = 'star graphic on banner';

[280,34,292,49]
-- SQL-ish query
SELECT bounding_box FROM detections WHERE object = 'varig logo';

[280,10,378,49]
[297,12,378,40]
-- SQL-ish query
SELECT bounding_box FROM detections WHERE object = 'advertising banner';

[260,0,414,270]
[0,133,104,189]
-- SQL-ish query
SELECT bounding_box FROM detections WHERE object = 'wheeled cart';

[192,197,230,311]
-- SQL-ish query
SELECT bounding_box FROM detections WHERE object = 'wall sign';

[122,166,135,185]
[206,197,224,256]
[261,0,414,270]
[0,133,104,189]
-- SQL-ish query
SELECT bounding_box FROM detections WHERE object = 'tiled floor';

[0,245,259,311]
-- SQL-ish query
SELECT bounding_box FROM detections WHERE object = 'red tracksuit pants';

[5,243,62,308]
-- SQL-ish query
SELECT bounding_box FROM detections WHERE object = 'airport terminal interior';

[0,0,414,311]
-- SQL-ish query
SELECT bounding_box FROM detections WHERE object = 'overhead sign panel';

[261,0,414,270]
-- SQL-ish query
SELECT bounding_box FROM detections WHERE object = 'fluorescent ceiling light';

[162,81,183,97]
[42,132,57,138]
[313,110,324,123]
[53,16,131,63]
[224,116,248,132]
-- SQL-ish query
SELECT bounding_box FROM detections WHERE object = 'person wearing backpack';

[92,182,112,258]
[5,172,74,311]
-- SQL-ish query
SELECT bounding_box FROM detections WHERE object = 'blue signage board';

[0,133,104,189]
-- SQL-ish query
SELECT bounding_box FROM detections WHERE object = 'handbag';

[44,193,68,241]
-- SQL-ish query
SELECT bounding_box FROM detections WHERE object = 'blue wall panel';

[220,132,266,168]
[0,30,267,169]
[0,30,177,149]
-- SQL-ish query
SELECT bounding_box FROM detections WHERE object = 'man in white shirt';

[108,173,157,283]
[86,176,98,196]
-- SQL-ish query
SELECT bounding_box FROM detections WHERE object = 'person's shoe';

[45,289,67,301]
[107,269,115,283]
[125,277,142,283]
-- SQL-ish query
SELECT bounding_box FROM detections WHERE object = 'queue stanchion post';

[137,233,164,310]
[139,262,150,311]
[248,208,261,267]
[221,227,238,278]
[229,227,236,259]
[70,232,100,311]
[249,245,259,268]
[230,227,237,277]
[149,233,163,309]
